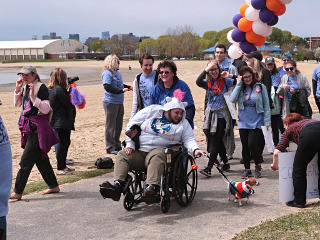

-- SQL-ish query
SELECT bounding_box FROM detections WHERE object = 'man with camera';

[100,90,206,201]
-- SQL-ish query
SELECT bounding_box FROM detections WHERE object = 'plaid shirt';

[276,119,319,152]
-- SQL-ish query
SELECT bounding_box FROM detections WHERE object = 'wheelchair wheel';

[123,192,134,211]
[172,154,198,206]
[160,194,170,213]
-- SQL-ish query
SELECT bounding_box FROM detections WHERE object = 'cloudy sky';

[0,0,318,42]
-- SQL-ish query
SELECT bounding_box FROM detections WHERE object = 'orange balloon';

[266,0,283,12]
[238,17,253,32]
[274,4,286,16]
[255,37,266,47]
[246,31,265,45]
[240,4,249,17]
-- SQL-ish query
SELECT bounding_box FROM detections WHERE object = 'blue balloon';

[233,14,243,28]
[267,15,279,26]
[251,0,266,10]
[231,28,246,42]
[240,41,257,54]
[259,8,274,23]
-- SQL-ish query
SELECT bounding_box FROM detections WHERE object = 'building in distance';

[69,34,80,41]
[102,31,110,40]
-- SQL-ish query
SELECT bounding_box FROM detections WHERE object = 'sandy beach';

[0,60,318,184]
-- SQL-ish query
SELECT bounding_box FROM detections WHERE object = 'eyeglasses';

[243,74,252,79]
[282,59,289,62]
[209,68,219,72]
[285,67,294,71]
[159,71,170,75]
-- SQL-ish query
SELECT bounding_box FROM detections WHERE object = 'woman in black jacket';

[48,68,76,175]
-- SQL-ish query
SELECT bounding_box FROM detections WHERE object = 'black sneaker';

[221,164,230,172]
[254,165,262,178]
[144,184,160,197]
[242,169,252,178]
[200,168,211,177]
[286,200,305,208]
[99,180,122,201]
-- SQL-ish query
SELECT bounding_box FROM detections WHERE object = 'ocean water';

[0,67,96,85]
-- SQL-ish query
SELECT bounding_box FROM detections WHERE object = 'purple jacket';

[19,114,59,157]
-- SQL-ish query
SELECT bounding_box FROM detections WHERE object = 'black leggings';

[206,118,227,169]
[292,122,320,205]
[239,128,265,169]
[55,129,71,170]
[14,129,58,194]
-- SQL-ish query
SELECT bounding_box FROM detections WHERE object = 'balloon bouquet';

[227,0,293,59]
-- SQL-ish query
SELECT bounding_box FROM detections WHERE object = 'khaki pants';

[114,148,166,185]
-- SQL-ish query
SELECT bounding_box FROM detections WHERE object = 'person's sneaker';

[99,180,122,201]
[144,184,160,197]
[286,200,305,208]
[108,149,118,155]
[66,159,74,165]
[56,167,75,175]
[240,159,244,164]
[254,165,262,178]
[227,155,233,160]
[221,163,230,172]
[200,168,211,177]
[242,169,252,178]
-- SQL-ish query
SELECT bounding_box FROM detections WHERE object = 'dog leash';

[208,157,244,198]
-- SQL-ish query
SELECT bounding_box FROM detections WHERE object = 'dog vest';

[229,180,253,199]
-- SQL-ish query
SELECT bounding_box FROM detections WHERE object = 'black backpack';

[95,157,114,169]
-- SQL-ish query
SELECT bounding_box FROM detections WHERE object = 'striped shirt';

[276,119,319,152]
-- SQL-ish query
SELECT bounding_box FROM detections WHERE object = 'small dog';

[228,177,260,206]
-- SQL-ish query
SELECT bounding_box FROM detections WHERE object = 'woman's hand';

[289,87,296,94]
[194,149,207,158]
[15,78,24,93]
[28,83,36,102]
[270,163,278,171]
[283,84,289,90]
[123,88,129,92]
[205,61,216,72]
[265,125,270,131]
[271,149,280,171]
[125,147,134,155]
[221,71,232,78]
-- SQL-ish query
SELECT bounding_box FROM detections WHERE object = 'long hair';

[48,68,67,89]
[283,113,305,126]
[103,54,119,73]
[205,60,222,82]
[250,58,264,81]
[239,66,257,88]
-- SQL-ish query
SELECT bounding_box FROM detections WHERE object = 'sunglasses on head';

[285,67,294,71]
[159,71,170,75]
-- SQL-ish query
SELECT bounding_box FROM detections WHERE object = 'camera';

[68,76,79,85]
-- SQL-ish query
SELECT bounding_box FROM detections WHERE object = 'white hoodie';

[125,97,199,155]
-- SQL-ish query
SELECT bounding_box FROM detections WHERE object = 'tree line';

[87,26,312,59]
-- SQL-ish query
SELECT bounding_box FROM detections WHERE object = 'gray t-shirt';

[139,70,156,108]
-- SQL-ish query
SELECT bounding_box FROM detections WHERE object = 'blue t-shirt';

[207,78,234,118]
[278,67,287,78]
[287,75,299,102]
[312,65,320,98]
[101,70,124,104]
[139,71,156,108]
[238,86,264,129]
[220,58,232,71]
[271,73,281,87]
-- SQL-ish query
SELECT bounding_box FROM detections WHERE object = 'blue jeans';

[0,216,6,240]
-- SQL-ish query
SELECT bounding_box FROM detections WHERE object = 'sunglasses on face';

[283,59,289,62]
[159,71,170,75]
[285,67,294,71]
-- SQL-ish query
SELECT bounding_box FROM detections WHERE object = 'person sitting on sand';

[10,66,60,200]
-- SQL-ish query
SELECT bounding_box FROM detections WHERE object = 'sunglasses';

[285,67,294,71]
[159,71,170,75]
[282,59,289,62]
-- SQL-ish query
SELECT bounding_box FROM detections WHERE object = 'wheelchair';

[121,146,198,213]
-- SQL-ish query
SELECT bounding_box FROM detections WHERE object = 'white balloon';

[245,6,260,21]
[280,0,293,4]
[228,44,242,59]
[252,20,272,37]
[245,0,252,5]
[227,30,235,44]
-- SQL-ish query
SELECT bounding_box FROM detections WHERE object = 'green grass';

[232,203,320,240]
[22,169,112,195]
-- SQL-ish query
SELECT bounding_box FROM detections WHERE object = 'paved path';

[7,137,300,240]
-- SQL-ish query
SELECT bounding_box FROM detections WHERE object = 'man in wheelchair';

[100,90,206,201]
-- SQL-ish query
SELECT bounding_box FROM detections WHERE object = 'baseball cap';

[17,65,37,75]
[265,57,275,65]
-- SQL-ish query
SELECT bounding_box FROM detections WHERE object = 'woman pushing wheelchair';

[99,90,206,201]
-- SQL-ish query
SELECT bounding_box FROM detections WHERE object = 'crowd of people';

[1,45,320,239]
